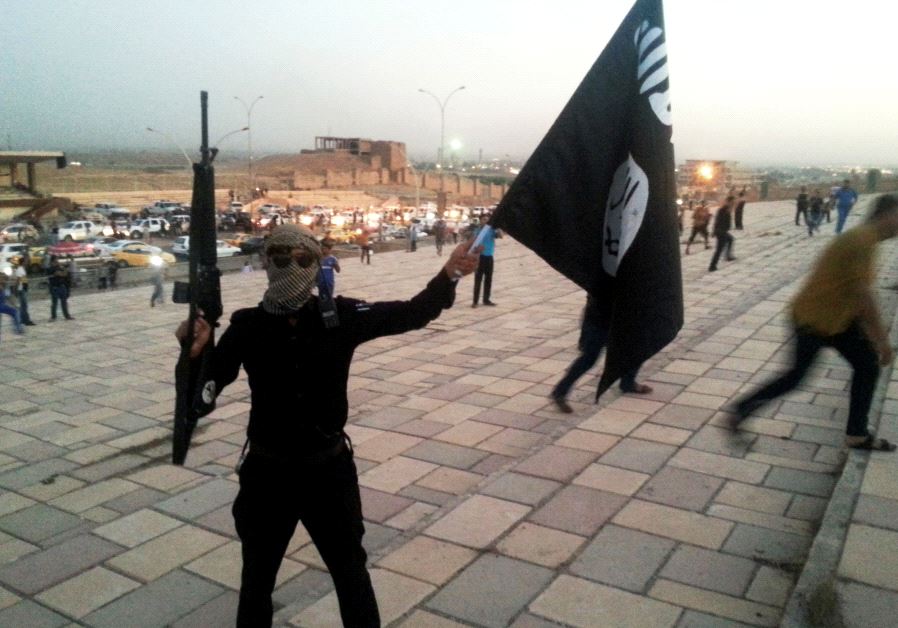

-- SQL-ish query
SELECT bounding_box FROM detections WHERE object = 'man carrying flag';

[490,0,683,396]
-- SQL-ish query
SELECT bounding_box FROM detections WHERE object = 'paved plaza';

[2,200,898,627]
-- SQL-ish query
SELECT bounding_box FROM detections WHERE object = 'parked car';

[58,220,105,241]
[219,211,254,232]
[111,242,176,268]
[92,202,130,217]
[129,218,170,239]
[83,236,121,256]
[228,201,244,212]
[239,236,267,255]
[168,213,190,227]
[143,200,182,216]
[171,236,241,259]
[0,243,31,266]
[0,223,39,242]
[105,239,164,254]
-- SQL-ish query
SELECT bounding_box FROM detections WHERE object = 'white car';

[0,223,39,241]
[58,220,105,241]
[83,236,121,256]
[129,218,170,239]
[171,236,241,259]
[144,201,182,216]
[0,243,31,265]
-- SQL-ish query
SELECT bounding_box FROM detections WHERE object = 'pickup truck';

[58,220,105,241]
[129,218,170,238]
[92,202,130,217]
[143,200,182,216]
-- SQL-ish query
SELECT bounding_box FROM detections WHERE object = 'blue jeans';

[836,206,852,234]
[16,288,32,324]
[552,318,640,399]
[0,298,23,336]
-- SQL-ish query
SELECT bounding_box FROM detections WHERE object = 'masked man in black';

[177,225,479,627]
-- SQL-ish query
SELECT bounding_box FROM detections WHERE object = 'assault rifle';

[172,91,223,465]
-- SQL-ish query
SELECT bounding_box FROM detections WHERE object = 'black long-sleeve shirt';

[211,271,456,456]
[712,206,732,238]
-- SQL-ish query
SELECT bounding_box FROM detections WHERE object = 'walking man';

[13,259,34,326]
[733,194,898,451]
[472,220,496,307]
[734,188,747,230]
[150,264,166,308]
[708,196,736,272]
[356,230,371,265]
[0,269,24,338]
[835,178,859,234]
[795,186,810,226]
[684,201,711,255]
[551,295,652,413]
[433,217,447,256]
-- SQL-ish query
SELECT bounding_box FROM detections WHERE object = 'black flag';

[491,0,682,399]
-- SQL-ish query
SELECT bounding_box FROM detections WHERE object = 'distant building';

[677,159,761,197]
[254,137,408,191]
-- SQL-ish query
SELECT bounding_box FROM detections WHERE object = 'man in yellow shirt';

[733,194,898,451]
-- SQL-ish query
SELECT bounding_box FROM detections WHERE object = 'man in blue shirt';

[835,179,859,234]
[472,219,496,307]
[317,239,341,297]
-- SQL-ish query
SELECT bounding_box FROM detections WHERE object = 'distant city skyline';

[3,1,896,167]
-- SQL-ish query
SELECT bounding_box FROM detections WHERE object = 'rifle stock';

[172,91,223,465]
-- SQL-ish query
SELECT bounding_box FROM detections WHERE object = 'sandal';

[847,434,897,451]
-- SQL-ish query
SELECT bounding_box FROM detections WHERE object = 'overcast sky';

[3,0,896,166]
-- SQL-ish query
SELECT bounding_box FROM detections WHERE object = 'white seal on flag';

[602,153,648,277]
[634,20,672,126]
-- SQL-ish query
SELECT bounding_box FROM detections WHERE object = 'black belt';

[248,436,347,466]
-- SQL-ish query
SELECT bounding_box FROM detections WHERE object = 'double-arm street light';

[234,95,264,198]
[418,86,465,169]
[146,127,193,170]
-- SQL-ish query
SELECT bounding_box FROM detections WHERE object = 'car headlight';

[149,255,164,267]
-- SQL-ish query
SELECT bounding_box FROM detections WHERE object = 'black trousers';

[734,202,745,229]
[473,254,494,304]
[795,207,808,225]
[686,225,709,249]
[708,234,733,270]
[233,448,379,628]
[737,321,878,437]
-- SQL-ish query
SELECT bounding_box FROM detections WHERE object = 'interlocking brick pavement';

[1,199,897,626]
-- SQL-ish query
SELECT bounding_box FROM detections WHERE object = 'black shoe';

[471,303,478,308]
[483,301,496,306]
[65,316,75,320]
[708,266,717,272]
[729,398,764,430]
[551,395,574,414]
[24,321,36,326]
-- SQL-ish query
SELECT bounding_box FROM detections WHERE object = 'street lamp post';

[418,86,465,170]
[145,127,193,170]
[234,95,264,200]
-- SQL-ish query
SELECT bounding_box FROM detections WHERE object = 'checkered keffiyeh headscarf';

[262,225,322,315]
